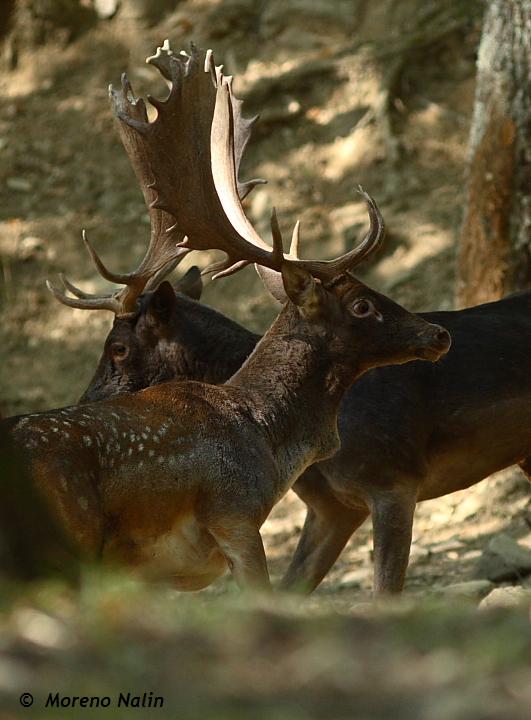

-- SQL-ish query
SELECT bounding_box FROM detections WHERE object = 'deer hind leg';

[32,459,104,561]
[209,521,271,591]
[280,467,369,594]
[369,486,417,595]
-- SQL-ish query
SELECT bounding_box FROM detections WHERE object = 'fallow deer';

[0,46,450,589]
[48,42,531,595]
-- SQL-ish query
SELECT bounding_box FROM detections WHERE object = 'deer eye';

[351,299,374,317]
[111,343,129,361]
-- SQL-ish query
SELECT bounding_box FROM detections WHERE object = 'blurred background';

[0,0,486,414]
[0,2,530,718]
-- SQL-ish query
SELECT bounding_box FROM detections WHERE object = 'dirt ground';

[0,0,529,625]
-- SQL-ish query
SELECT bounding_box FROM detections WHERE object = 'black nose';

[434,326,451,349]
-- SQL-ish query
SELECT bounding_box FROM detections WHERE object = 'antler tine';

[47,227,143,316]
[281,187,385,282]
[324,187,385,275]
[81,230,134,286]
[46,279,121,313]
[145,38,176,80]
[205,259,250,281]
[289,221,300,259]
[59,273,112,300]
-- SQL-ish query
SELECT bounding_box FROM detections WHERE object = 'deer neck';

[176,299,260,384]
[227,305,358,475]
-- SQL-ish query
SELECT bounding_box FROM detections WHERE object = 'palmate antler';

[115,43,385,283]
[47,41,265,316]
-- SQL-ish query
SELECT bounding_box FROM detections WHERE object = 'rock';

[428,539,466,554]
[478,534,531,582]
[479,586,531,610]
[18,236,45,260]
[6,177,32,192]
[409,543,430,561]
[338,567,370,589]
[438,580,494,600]
[93,0,120,20]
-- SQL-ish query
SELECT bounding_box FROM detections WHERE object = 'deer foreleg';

[370,488,416,595]
[281,468,369,593]
[210,524,271,591]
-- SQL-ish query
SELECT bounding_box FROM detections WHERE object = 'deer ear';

[174,266,203,300]
[281,265,322,318]
[255,264,287,304]
[147,281,177,323]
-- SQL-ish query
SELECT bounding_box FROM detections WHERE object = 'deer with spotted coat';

[0,46,450,588]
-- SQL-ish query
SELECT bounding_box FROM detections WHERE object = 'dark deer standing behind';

[0,46,449,589]
[49,42,531,594]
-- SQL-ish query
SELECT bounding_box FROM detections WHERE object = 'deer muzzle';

[414,324,451,362]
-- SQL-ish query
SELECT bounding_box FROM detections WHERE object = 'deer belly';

[109,516,228,590]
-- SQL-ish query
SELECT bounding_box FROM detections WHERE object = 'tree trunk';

[456,0,530,307]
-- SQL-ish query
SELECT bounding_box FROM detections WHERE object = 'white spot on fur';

[83,436,92,447]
